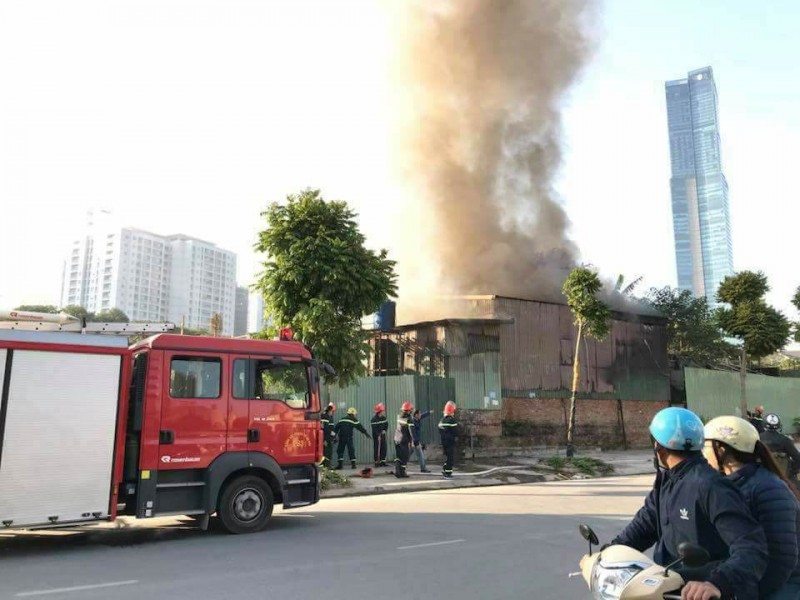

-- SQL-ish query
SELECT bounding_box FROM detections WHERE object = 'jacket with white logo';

[611,456,768,600]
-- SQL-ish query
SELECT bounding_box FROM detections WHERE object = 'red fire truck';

[0,318,327,534]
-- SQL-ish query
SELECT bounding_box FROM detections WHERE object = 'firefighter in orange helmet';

[320,403,337,466]
[371,403,388,467]
[393,401,414,478]
[438,401,458,478]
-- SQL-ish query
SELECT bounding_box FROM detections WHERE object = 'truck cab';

[121,334,324,533]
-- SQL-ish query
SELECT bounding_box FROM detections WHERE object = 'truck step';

[155,482,206,489]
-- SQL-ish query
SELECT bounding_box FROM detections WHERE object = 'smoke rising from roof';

[388,0,599,321]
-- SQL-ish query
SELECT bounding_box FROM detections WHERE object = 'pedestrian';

[438,401,458,479]
[393,401,414,478]
[704,415,800,600]
[603,407,767,600]
[320,402,337,467]
[748,405,766,433]
[334,407,371,470]
[371,403,389,467]
[761,413,800,482]
[412,408,432,473]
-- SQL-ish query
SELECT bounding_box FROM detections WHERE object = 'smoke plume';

[388,0,599,321]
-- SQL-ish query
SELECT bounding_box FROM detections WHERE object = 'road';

[0,474,652,600]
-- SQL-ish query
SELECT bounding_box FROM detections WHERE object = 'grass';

[542,455,614,476]
[320,466,352,490]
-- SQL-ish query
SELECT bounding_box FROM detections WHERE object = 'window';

[232,359,248,399]
[253,360,309,409]
[170,357,221,399]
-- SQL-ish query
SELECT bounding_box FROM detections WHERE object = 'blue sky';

[0,0,797,318]
[560,0,799,313]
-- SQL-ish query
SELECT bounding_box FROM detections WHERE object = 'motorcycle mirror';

[578,524,599,556]
[677,542,710,568]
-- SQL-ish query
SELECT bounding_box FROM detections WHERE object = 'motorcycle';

[571,524,718,600]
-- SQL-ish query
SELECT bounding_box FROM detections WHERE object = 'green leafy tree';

[716,271,792,416]
[94,308,129,322]
[61,305,94,321]
[563,266,610,457]
[646,286,732,366]
[254,189,397,385]
[792,285,800,342]
[614,274,643,297]
[13,304,59,314]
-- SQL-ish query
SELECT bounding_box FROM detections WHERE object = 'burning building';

[367,295,669,449]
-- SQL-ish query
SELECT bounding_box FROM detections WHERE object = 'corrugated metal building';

[367,295,670,449]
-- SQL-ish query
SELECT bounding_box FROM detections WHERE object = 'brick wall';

[460,398,667,450]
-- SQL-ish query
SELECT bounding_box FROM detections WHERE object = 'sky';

[0,0,798,318]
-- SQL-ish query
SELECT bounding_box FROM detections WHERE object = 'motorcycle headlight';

[590,560,645,600]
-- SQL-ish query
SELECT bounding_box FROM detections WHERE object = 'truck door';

[158,352,227,469]
[248,357,317,465]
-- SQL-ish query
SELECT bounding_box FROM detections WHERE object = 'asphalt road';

[0,474,653,600]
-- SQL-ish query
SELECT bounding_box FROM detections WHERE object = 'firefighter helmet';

[401,401,413,412]
[327,403,336,412]
[444,401,456,416]
[347,407,357,416]
[754,405,765,416]
[374,403,385,413]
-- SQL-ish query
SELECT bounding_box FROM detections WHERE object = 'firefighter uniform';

[334,410,371,469]
[393,410,414,478]
[320,406,337,466]
[438,414,458,478]
[371,412,389,467]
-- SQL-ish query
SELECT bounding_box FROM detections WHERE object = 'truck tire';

[217,475,274,534]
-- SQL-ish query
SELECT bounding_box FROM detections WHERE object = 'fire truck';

[0,310,327,534]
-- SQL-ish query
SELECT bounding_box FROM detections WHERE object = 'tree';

[646,286,732,366]
[210,313,223,337]
[793,285,800,342]
[254,188,397,385]
[13,304,59,314]
[614,274,643,297]
[94,308,129,322]
[716,271,792,416]
[563,266,610,457]
[61,305,94,321]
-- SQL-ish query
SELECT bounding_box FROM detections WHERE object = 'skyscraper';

[665,66,733,304]
[61,211,237,335]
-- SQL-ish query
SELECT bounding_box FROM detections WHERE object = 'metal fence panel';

[686,367,800,429]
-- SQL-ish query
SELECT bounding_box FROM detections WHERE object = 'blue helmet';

[649,407,704,452]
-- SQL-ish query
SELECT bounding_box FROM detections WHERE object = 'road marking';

[16,580,139,597]
[397,539,465,550]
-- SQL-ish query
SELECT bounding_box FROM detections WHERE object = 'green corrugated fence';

[685,367,800,430]
[321,375,455,466]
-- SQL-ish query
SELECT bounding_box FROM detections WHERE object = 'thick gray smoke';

[389,0,599,320]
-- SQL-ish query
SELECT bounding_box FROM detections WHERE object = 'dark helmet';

[764,413,782,431]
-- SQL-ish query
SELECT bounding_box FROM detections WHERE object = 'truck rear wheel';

[218,475,274,534]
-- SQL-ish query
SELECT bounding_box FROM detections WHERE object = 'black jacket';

[729,462,800,598]
[321,409,336,439]
[412,411,431,446]
[749,416,766,433]
[438,415,458,447]
[371,413,388,438]
[335,416,370,441]
[761,430,800,475]
[611,456,767,599]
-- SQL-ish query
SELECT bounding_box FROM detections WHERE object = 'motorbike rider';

[748,406,766,433]
[704,415,800,600]
[760,413,800,481]
[606,407,768,600]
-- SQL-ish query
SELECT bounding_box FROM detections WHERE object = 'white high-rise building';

[61,212,237,335]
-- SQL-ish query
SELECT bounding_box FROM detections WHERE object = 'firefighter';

[334,407,371,470]
[438,401,458,479]
[320,403,337,467]
[393,401,414,478]
[371,403,389,467]
[748,405,766,433]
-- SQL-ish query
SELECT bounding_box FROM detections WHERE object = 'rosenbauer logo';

[161,455,201,464]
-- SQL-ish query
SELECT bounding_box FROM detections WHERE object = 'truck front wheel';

[218,475,274,534]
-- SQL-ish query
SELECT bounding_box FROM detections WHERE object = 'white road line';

[397,539,465,551]
[16,580,139,597]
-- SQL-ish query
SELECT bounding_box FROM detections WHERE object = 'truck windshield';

[254,360,309,409]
